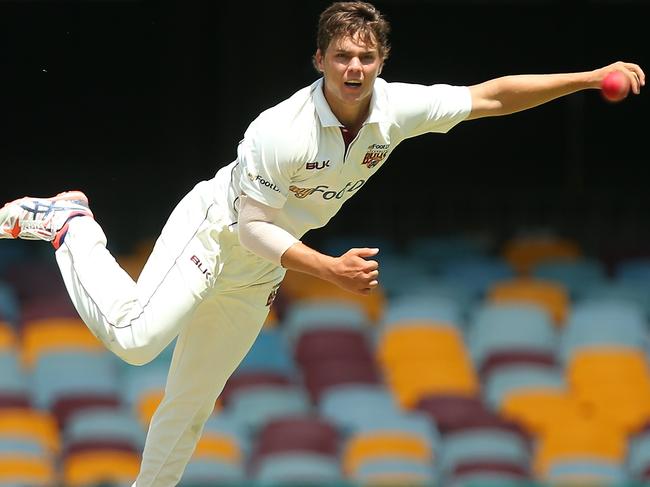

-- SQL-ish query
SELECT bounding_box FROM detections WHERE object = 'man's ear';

[315,49,324,72]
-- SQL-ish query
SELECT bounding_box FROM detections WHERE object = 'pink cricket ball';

[601,70,630,102]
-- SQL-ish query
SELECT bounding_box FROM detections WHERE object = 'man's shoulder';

[253,81,319,129]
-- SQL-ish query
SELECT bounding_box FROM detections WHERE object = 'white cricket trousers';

[54,178,285,487]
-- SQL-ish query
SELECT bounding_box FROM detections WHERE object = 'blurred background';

[1,0,650,486]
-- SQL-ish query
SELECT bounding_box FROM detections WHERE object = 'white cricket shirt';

[214,77,472,239]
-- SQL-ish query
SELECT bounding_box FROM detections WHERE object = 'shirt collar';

[312,77,391,128]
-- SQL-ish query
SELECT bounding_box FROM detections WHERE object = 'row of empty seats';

[3,233,650,486]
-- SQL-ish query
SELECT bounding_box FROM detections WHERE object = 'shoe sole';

[3,190,89,209]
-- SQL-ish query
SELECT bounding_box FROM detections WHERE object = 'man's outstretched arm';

[467,61,645,120]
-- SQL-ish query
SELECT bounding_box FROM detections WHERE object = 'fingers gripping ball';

[601,70,630,102]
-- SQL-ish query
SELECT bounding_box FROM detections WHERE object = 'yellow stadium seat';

[0,321,16,350]
[502,236,581,275]
[0,409,60,453]
[377,326,466,366]
[488,278,569,324]
[534,416,627,477]
[135,389,164,427]
[281,270,385,322]
[21,317,103,368]
[500,389,588,435]
[63,450,141,487]
[343,432,433,476]
[0,456,56,486]
[193,432,242,464]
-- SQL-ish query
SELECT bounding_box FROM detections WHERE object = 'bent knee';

[111,343,161,366]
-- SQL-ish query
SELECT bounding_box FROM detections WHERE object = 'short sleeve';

[237,124,294,209]
[389,83,472,138]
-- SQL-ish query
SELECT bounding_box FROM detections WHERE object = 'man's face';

[315,33,384,116]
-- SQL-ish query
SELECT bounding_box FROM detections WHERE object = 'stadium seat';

[227,385,311,433]
[221,371,292,407]
[438,256,515,298]
[467,303,556,371]
[354,458,436,485]
[377,325,478,408]
[500,389,586,436]
[546,458,628,485]
[303,357,380,404]
[415,395,490,435]
[0,408,60,454]
[63,408,146,454]
[342,430,434,476]
[282,298,369,342]
[294,327,373,369]
[253,416,339,464]
[484,365,565,410]
[30,350,119,411]
[62,449,141,487]
[0,282,19,325]
[20,317,104,369]
[487,278,569,324]
[0,455,56,486]
[319,384,402,434]
[627,427,650,480]
[252,452,342,484]
[234,328,296,377]
[567,348,650,431]
[381,295,462,329]
[534,415,627,477]
[579,280,650,317]
[501,235,581,275]
[0,351,30,408]
[532,258,607,298]
[560,299,647,363]
[179,458,246,485]
[439,429,530,477]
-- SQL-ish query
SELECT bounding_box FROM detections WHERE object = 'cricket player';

[0,1,644,485]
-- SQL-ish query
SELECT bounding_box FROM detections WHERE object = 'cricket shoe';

[0,191,93,249]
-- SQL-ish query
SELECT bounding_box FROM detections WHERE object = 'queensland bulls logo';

[361,144,389,169]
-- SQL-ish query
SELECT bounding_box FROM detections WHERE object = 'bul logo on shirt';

[361,144,389,169]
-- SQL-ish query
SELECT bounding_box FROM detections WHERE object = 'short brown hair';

[315,1,391,61]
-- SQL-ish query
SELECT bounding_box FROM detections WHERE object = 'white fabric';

[49,77,471,487]
[55,178,284,487]
[214,77,471,238]
[237,194,299,266]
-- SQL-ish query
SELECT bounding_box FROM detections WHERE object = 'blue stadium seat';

[30,350,119,410]
[319,384,401,434]
[468,303,556,369]
[0,352,30,399]
[63,408,146,449]
[438,256,514,298]
[627,429,650,479]
[560,299,647,363]
[439,429,530,476]
[0,281,19,325]
[253,452,342,484]
[532,259,607,298]
[283,300,367,342]
[227,385,311,433]
[382,295,462,329]
[484,365,565,410]
[235,329,296,377]
[179,458,246,485]
[355,458,435,484]
[547,459,627,485]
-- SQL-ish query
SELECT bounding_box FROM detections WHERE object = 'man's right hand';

[328,247,380,295]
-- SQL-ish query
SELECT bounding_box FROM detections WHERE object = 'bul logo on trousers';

[190,255,213,279]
